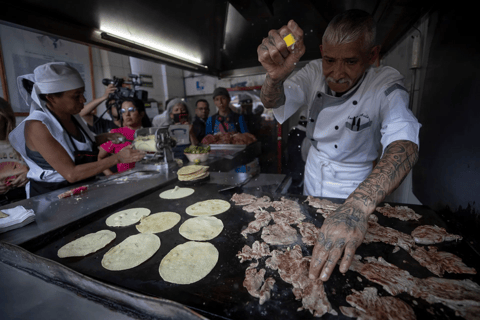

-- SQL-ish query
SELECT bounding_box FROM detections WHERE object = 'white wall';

[0,24,93,113]
[129,57,166,120]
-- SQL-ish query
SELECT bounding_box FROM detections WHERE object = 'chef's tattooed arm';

[260,75,286,109]
[309,140,419,281]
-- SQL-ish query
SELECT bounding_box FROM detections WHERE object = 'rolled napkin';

[0,205,35,233]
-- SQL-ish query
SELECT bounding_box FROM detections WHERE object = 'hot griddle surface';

[32,185,479,320]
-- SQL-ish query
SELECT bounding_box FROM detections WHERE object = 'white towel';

[0,205,35,233]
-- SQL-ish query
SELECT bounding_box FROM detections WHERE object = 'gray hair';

[322,9,376,50]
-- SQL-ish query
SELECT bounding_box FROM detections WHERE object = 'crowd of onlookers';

[0,62,265,204]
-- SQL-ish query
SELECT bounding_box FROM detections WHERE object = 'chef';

[9,62,145,198]
[257,10,420,281]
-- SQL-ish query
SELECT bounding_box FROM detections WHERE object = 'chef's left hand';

[308,201,369,281]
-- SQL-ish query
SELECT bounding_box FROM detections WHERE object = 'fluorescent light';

[98,25,206,69]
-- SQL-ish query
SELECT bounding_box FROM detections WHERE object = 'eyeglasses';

[120,107,137,114]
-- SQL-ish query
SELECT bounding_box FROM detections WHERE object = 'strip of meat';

[411,225,462,245]
[243,261,265,298]
[363,220,415,253]
[298,222,320,246]
[231,193,257,206]
[376,203,422,221]
[242,196,272,213]
[340,287,416,320]
[270,210,305,226]
[410,246,476,277]
[240,209,272,237]
[265,246,337,317]
[261,221,298,245]
[304,196,340,218]
[349,256,418,296]
[350,256,480,320]
[259,277,275,305]
[412,277,480,320]
[236,241,271,263]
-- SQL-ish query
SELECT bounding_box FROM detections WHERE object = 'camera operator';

[79,84,120,134]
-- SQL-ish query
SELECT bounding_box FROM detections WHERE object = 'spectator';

[79,84,119,134]
[0,98,28,205]
[191,99,210,144]
[98,97,146,175]
[206,87,248,135]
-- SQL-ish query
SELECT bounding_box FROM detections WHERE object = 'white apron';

[9,84,95,198]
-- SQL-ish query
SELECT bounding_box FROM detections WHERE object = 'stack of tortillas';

[177,165,209,181]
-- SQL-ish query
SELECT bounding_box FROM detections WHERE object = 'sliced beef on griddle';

[243,261,275,305]
[261,221,298,245]
[242,196,272,213]
[259,277,275,305]
[349,256,417,296]
[376,203,422,221]
[363,220,416,253]
[240,209,272,237]
[410,246,476,277]
[270,210,305,226]
[304,196,340,218]
[265,245,337,317]
[340,287,416,320]
[243,261,264,297]
[350,256,480,320]
[236,241,271,263]
[231,193,257,206]
[298,222,320,246]
[411,225,462,245]
[412,277,480,320]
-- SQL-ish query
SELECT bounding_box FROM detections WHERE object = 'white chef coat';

[274,59,421,198]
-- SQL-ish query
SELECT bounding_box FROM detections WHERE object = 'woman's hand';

[116,145,146,163]
[9,171,29,188]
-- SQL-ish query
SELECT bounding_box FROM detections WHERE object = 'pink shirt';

[101,127,136,173]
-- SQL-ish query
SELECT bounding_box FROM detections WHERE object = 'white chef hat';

[24,62,85,113]
[33,62,84,94]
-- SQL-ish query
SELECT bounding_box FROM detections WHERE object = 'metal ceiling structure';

[0,0,435,77]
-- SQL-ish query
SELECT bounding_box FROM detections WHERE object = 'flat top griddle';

[30,184,480,320]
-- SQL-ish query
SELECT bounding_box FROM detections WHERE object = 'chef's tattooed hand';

[308,140,419,281]
[309,202,368,281]
[258,20,305,109]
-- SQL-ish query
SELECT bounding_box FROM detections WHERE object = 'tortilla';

[136,212,181,234]
[177,165,206,176]
[58,230,116,258]
[186,199,231,216]
[159,186,195,199]
[159,241,219,284]
[133,135,157,152]
[179,216,224,241]
[102,233,160,271]
[178,171,209,181]
[106,208,151,227]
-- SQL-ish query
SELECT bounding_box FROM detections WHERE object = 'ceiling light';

[99,31,208,70]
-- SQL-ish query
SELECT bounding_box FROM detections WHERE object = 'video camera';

[102,74,148,120]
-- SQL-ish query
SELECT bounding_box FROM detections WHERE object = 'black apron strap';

[30,179,71,197]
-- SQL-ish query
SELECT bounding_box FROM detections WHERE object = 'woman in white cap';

[9,62,145,198]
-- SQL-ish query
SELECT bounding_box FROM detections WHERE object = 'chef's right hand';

[257,20,305,82]
[117,145,145,163]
